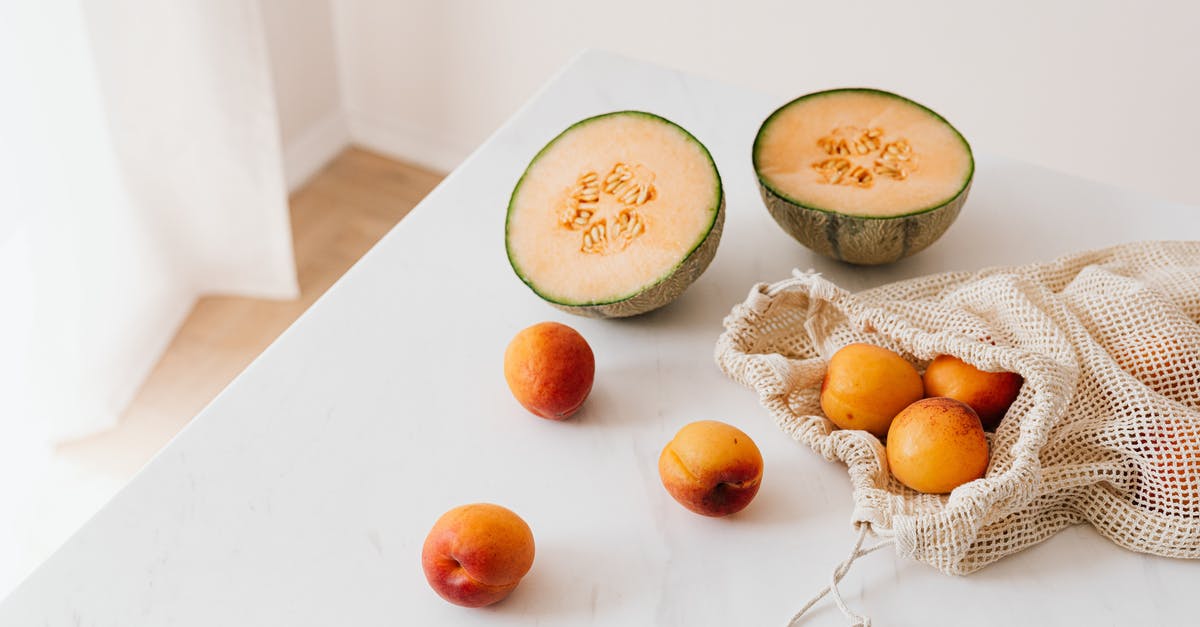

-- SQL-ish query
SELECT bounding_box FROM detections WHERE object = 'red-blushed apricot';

[820,343,924,437]
[503,322,594,420]
[886,397,989,494]
[421,503,535,608]
[923,354,1022,430]
[658,420,764,517]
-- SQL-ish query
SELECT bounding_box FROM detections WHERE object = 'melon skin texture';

[758,179,969,265]
[506,112,724,318]
[753,88,974,266]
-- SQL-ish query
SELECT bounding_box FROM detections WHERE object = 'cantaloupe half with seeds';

[753,89,973,265]
[506,112,724,318]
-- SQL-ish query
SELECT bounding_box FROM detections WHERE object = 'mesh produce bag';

[715,241,1200,583]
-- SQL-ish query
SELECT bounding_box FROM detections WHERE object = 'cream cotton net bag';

[714,241,1200,623]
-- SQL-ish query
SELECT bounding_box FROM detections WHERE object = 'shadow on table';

[483,541,614,621]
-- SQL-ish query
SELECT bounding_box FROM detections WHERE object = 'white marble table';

[4,50,1198,626]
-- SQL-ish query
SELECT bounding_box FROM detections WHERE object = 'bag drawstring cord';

[788,525,894,627]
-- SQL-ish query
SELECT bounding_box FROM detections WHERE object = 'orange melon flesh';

[507,112,721,308]
[755,90,972,218]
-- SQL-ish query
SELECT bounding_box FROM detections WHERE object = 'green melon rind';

[752,88,974,265]
[506,111,725,318]
[758,179,968,265]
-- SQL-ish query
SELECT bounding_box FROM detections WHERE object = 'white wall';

[328,0,1200,207]
[260,0,348,190]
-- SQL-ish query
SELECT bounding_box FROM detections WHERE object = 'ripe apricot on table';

[503,321,595,420]
[923,354,1022,430]
[658,420,764,517]
[886,397,989,494]
[820,343,924,437]
[421,503,535,607]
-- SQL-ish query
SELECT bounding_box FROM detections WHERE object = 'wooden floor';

[56,147,444,484]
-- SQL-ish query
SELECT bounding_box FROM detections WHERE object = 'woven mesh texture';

[715,241,1200,574]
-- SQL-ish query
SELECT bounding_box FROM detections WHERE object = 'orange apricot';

[820,343,924,437]
[658,420,764,517]
[421,503,536,607]
[922,354,1022,430]
[886,397,989,494]
[503,322,594,420]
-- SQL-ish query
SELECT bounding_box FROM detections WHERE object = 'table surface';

[4,50,1198,627]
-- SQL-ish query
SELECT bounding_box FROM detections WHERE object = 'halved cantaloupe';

[753,89,973,265]
[506,112,724,318]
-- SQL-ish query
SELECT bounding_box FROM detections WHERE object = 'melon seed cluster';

[812,126,919,188]
[558,162,656,254]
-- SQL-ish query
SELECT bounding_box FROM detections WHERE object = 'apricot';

[503,321,594,420]
[421,503,536,608]
[1137,422,1200,515]
[1149,447,1199,513]
[923,354,1022,430]
[820,343,924,437]
[886,397,989,494]
[658,420,764,517]
[1111,333,1200,400]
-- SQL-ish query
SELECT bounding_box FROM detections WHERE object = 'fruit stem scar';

[718,478,759,490]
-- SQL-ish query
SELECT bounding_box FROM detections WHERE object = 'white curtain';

[0,1,297,445]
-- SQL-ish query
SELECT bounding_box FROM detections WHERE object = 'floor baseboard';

[283,109,351,192]
[345,109,468,175]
